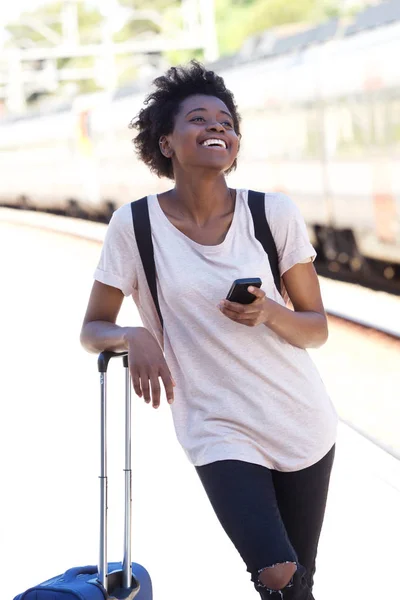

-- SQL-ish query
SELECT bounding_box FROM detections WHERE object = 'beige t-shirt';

[94,189,338,471]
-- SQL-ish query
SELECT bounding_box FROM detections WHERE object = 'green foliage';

[119,0,180,10]
[77,3,103,44]
[114,18,160,43]
[6,1,103,46]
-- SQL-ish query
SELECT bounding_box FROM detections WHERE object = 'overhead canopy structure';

[345,0,400,36]
[0,0,219,113]
[270,19,338,56]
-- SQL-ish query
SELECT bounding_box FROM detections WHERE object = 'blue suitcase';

[14,351,152,600]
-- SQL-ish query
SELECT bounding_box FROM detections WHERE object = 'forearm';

[264,302,328,349]
[80,321,143,353]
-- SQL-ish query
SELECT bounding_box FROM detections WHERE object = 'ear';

[159,136,173,158]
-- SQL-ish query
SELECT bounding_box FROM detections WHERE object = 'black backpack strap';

[248,190,281,295]
[130,197,163,327]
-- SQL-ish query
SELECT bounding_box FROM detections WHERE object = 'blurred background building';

[0,0,385,115]
[1,0,400,292]
[0,0,220,114]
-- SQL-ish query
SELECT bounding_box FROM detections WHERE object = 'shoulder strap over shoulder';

[247,190,281,295]
[131,191,280,326]
[130,197,163,327]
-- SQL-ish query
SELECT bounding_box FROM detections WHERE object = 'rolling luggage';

[14,351,152,600]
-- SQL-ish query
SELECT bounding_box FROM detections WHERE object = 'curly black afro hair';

[130,60,241,180]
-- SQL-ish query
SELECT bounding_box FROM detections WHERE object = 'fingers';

[247,285,265,298]
[139,370,161,408]
[218,287,266,316]
[130,367,175,407]
[218,289,267,326]
[149,370,161,409]
[132,372,142,398]
[160,367,175,405]
[221,306,258,326]
[139,369,151,404]
[219,299,261,315]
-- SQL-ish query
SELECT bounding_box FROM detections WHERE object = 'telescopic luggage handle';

[97,351,135,597]
[98,350,128,373]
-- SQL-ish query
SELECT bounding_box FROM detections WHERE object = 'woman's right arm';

[80,280,175,407]
[80,280,133,353]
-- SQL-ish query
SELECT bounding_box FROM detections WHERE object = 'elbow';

[311,332,328,349]
[310,317,329,348]
[80,322,97,353]
[80,327,91,353]
[298,313,328,349]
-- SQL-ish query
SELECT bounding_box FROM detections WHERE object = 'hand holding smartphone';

[226,278,262,304]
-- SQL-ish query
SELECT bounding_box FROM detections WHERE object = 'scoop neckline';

[150,189,242,254]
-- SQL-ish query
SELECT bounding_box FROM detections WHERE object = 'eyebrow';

[185,107,233,119]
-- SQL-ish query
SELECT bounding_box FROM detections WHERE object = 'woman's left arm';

[218,194,328,348]
[262,262,328,348]
[218,262,328,349]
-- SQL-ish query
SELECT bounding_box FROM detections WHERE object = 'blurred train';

[1,0,400,288]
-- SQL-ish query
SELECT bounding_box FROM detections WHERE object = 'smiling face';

[160,94,240,177]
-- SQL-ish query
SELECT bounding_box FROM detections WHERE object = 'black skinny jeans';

[196,445,335,599]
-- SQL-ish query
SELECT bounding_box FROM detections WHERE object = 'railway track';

[2,207,399,461]
[315,260,400,297]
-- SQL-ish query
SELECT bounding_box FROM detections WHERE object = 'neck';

[169,172,233,225]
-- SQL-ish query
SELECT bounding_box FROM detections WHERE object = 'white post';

[5,49,26,113]
[98,0,118,92]
[62,0,80,46]
[181,0,199,36]
[199,0,219,62]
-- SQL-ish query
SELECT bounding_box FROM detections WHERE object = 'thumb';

[248,286,265,298]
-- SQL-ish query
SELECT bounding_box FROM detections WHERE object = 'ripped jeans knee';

[254,562,312,599]
[256,561,297,598]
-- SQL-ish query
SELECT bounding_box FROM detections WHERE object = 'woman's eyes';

[190,116,233,127]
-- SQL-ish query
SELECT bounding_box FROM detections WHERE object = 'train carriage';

[1,1,400,286]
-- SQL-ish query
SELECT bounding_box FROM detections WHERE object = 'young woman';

[80,61,337,599]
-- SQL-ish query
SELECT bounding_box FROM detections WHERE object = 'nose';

[206,120,225,132]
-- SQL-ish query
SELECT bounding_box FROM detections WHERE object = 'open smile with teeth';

[201,138,227,149]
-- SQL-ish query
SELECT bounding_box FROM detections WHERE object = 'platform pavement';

[313,421,400,599]
[1,219,399,600]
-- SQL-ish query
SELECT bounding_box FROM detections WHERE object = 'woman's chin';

[194,158,235,173]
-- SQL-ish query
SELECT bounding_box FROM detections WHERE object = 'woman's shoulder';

[264,190,295,212]
[111,194,159,225]
[242,189,297,219]
[110,201,134,225]
[104,202,137,250]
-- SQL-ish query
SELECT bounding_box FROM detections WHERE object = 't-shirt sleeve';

[94,205,138,296]
[265,192,316,276]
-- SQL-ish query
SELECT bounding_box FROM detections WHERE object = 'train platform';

[1,217,399,600]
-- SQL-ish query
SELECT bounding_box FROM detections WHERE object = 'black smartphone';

[226,278,262,304]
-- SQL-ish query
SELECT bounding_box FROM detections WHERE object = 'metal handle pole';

[97,351,130,592]
[99,371,108,591]
[122,361,132,588]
